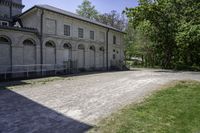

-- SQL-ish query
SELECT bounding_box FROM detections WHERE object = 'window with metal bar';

[78,28,84,38]
[64,25,70,36]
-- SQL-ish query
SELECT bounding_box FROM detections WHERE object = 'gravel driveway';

[0,69,200,133]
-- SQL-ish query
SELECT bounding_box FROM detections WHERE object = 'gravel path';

[0,69,200,133]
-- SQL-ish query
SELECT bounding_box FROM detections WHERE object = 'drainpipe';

[9,0,13,26]
[40,9,44,73]
[10,0,13,18]
[106,28,109,71]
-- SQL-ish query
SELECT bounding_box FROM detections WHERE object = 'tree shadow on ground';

[0,81,31,89]
[0,70,132,82]
[0,83,93,133]
[153,69,200,74]
[67,70,132,77]
[153,70,182,73]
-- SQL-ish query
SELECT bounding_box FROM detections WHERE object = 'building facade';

[0,0,125,78]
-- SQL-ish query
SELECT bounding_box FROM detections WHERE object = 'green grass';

[91,81,200,133]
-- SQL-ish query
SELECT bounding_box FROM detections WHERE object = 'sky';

[23,0,138,14]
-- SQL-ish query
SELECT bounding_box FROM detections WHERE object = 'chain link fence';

[0,60,128,80]
[0,60,78,80]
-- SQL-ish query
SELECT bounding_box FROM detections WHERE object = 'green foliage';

[124,0,200,69]
[96,10,127,30]
[76,0,127,30]
[91,81,200,133]
[124,24,135,59]
[76,0,98,20]
[124,21,156,67]
[176,23,200,66]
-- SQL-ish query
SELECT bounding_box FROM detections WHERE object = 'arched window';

[89,45,95,51]
[0,36,10,44]
[0,36,11,67]
[63,43,72,49]
[99,47,104,51]
[23,39,36,65]
[23,39,35,46]
[45,41,55,48]
[45,41,56,65]
[78,44,85,50]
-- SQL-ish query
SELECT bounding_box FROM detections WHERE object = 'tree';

[175,0,200,67]
[124,24,135,60]
[124,22,155,67]
[76,1,127,30]
[96,10,127,30]
[125,0,200,69]
[76,0,98,20]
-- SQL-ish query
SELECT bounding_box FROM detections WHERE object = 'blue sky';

[23,0,138,14]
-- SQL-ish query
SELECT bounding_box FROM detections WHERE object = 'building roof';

[0,25,38,33]
[20,4,126,34]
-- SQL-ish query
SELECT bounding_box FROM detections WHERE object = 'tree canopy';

[76,0,98,20]
[76,0,126,30]
[96,10,127,30]
[125,0,200,69]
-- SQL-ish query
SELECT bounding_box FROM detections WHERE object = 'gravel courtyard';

[0,69,200,133]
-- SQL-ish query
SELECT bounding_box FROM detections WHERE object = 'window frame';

[90,30,95,40]
[0,36,10,44]
[113,35,116,44]
[23,39,35,46]
[45,18,57,35]
[0,21,9,26]
[113,54,116,60]
[64,25,71,36]
[99,31,105,42]
[78,28,84,38]
[63,43,72,49]
[45,41,55,48]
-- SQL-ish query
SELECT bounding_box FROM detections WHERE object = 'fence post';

[69,61,71,74]
[76,60,78,74]
[54,64,56,75]
[66,61,69,74]
[26,66,29,78]
[4,72,7,80]
[41,64,43,76]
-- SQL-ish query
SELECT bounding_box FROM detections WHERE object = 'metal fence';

[0,60,78,80]
[0,60,127,80]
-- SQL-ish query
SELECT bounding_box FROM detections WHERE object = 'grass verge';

[90,81,200,133]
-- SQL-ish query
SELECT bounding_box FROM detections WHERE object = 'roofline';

[18,6,36,18]
[0,26,38,33]
[19,5,126,34]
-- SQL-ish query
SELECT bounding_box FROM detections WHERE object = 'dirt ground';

[0,69,200,133]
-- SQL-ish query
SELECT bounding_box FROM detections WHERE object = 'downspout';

[9,0,13,26]
[10,0,12,18]
[40,9,44,73]
[106,28,110,71]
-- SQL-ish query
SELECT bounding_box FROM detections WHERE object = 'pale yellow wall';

[20,8,125,69]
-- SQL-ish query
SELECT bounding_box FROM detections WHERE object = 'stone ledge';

[0,25,38,33]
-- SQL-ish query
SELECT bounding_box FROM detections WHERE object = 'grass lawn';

[90,81,200,133]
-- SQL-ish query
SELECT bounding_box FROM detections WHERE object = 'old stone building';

[0,0,125,78]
